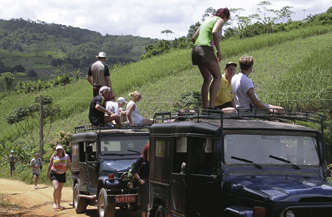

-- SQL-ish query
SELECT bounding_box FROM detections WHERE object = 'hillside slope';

[1,26,332,150]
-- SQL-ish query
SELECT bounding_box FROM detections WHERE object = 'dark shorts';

[192,45,217,65]
[138,179,149,212]
[33,173,40,177]
[90,117,105,126]
[10,164,15,172]
[49,170,66,183]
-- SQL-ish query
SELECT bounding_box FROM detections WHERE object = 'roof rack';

[74,124,150,134]
[153,108,324,129]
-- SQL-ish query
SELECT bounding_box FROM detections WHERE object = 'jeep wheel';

[73,183,87,213]
[155,205,166,217]
[98,188,115,217]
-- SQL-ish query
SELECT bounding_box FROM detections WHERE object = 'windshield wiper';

[127,149,141,154]
[269,155,300,170]
[231,156,263,169]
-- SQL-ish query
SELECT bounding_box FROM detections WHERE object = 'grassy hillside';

[1,25,332,179]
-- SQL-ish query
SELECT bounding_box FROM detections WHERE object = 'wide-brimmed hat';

[10,150,14,153]
[56,145,64,150]
[96,52,107,58]
[225,62,237,68]
[117,97,127,103]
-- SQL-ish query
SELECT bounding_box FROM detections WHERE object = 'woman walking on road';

[47,145,71,210]
[191,8,230,109]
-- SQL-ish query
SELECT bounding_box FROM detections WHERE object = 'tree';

[276,6,295,23]
[257,1,273,20]
[0,72,15,92]
[187,22,201,40]
[6,96,61,147]
[161,30,174,40]
[202,7,216,21]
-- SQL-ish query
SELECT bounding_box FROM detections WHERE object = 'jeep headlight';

[284,210,295,217]
[127,182,134,189]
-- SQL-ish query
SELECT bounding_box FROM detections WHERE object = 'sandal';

[53,204,58,210]
[58,206,65,210]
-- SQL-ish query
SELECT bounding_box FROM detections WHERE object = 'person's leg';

[198,65,212,109]
[204,61,221,108]
[52,180,59,208]
[33,174,38,188]
[57,183,65,208]
[105,114,121,125]
[142,118,154,126]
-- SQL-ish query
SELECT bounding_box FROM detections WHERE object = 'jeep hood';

[224,176,332,202]
[100,159,133,173]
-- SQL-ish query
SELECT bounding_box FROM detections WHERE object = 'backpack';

[128,156,145,182]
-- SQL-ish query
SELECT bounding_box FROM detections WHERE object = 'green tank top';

[194,16,220,47]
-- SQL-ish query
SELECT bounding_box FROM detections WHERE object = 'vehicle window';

[173,137,188,173]
[100,136,149,155]
[224,134,319,166]
[190,138,216,174]
[156,140,166,157]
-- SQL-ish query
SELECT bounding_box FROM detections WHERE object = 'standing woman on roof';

[132,143,150,217]
[47,145,72,210]
[191,8,230,109]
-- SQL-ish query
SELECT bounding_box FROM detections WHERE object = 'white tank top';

[126,100,143,125]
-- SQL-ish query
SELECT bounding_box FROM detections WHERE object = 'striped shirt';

[51,154,68,174]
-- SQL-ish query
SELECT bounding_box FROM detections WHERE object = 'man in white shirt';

[231,55,284,112]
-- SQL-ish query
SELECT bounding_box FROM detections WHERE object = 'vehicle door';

[86,142,98,188]
[188,137,220,217]
[171,137,188,214]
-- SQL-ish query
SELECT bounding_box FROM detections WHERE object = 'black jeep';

[149,110,332,217]
[71,125,149,217]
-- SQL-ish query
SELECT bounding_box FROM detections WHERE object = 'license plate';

[115,195,136,203]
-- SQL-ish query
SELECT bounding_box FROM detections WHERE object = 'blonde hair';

[239,55,254,71]
[129,91,141,99]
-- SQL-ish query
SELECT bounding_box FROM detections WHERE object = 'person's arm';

[132,157,145,184]
[67,155,72,173]
[212,18,226,61]
[95,104,113,117]
[191,26,201,43]
[87,75,94,86]
[30,159,35,169]
[105,76,114,99]
[126,103,136,126]
[47,155,54,178]
[246,88,269,111]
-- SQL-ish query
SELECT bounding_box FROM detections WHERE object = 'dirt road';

[0,178,140,217]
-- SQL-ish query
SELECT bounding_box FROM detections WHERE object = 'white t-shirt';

[126,100,143,126]
[231,72,258,109]
[106,101,119,114]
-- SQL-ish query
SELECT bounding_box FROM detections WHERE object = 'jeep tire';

[98,188,115,217]
[73,183,88,213]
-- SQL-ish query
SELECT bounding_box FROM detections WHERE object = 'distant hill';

[0,18,156,78]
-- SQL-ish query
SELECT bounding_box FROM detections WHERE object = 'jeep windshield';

[224,134,319,166]
[100,136,149,155]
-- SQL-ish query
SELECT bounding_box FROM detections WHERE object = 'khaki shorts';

[191,45,217,65]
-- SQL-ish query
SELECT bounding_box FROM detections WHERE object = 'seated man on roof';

[231,55,284,113]
[89,86,120,126]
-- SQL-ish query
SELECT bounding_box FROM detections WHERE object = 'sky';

[0,0,331,40]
